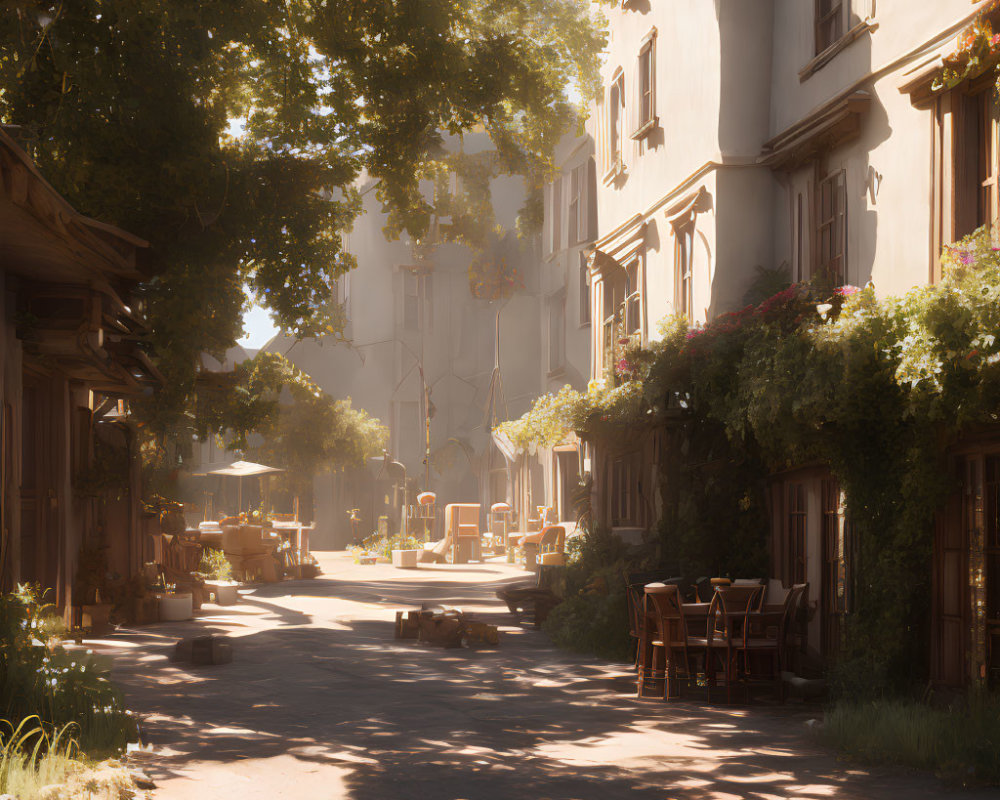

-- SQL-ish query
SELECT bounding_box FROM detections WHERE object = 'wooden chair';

[704,584,763,703]
[521,523,571,570]
[644,584,705,700]
[159,533,206,609]
[222,525,280,582]
[738,582,808,700]
[625,571,671,664]
[442,503,481,564]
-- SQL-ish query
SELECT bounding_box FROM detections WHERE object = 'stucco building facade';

[582,0,998,680]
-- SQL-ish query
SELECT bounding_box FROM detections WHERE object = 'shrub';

[0,586,136,755]
[353,532,423,560]
[198,548,233,581]
[542,526,635,662]
[822,693,1000,786]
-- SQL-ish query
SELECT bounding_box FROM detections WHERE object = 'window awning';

[761,91,871,171]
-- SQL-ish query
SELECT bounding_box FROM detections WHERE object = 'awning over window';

[761,91,871,171]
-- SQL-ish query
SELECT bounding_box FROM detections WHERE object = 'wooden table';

[270,521,313,555]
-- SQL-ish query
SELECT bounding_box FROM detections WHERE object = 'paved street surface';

[95,552,987,800]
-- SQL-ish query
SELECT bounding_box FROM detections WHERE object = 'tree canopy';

[1,0,604,441]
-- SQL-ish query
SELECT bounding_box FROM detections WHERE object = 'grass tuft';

[0,717,79,800]
[822,693,1000,786]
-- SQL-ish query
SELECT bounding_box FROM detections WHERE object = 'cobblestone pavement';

[93,552,990,800]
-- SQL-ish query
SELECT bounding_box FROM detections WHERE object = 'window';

[635,33,656,135]
[788,483,807,585]
[422,272,433,332]
[815,0,843,54]
[927,72,1000,282]
[602,281,617,380]
[396,401,421,460]
[568,167,579,246]
[624,259,641,338]
[401,271,419,329]
[548,293,566,374]
[956,89,1000,237]
[815,169,847,285]
[579,252,591,327]
[608,71,625,172]
[610,455,637,526]
[549,177,563,253]
[795,192,805,282]
[821,479,849,658]
[567,163,587,245]
[675,221,694,321]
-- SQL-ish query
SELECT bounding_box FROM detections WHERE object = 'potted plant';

[198,549,239,605]
[156,583,194,621]
[75,541,113,635]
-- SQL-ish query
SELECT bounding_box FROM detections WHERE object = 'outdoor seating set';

[627,575,809,703]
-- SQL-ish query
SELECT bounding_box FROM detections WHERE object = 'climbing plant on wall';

[507,227,1000,696]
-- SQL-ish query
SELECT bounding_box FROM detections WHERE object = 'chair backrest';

[457,523,479,539]
[222,524,267,555]
[444,503,480,537]
[710,584,763,643]
[645,583,687,648]
[765,578,789,607]
[539,523,568,552]
[717,584,762,611]
[694,576,713,602]
[780,583,808,643]
[161,533,202,572]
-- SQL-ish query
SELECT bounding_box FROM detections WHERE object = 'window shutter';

[587,157,598,240]
[544,182,552,256]
[629,57,639,138]
[552,177,562,253]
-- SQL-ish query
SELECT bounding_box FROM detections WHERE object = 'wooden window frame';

[607,71,625,178]
[547,291,566,376]
[624,257,642,339]
[787,482,807,586]
[401,270,420,330]
[551,177,562,254]
[633,31,657,139]
[610,454,638,527]
[815,167,847,286]
[674,219,694,322]
[814,0,844,56]
[930,76,1000,283]
[567,164,587,245]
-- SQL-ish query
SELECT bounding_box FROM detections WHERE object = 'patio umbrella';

[207,460,284,515]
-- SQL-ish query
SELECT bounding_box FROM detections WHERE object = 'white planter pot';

[157,592,193,621]
[205,581,239,606]
[392,549,420,569]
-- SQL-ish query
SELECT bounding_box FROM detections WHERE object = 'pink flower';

[834,285,861,297]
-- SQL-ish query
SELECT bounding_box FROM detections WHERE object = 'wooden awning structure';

[761,91,872,171]
[0,129,161,394]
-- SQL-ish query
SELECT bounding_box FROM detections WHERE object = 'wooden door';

[19,381,56,594]
[932,458,969,687]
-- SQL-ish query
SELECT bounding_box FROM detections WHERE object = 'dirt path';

[95,552,988,800]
